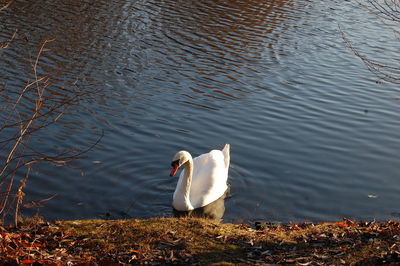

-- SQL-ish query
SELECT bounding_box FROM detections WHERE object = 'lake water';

[1,0,399,223]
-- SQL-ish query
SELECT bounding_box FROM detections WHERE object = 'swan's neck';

[176,157,194,209]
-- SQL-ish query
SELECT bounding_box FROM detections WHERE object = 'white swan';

[169,144,230,211]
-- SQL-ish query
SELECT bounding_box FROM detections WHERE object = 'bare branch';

[0,178,13,214]
[0,38,100,224]
[0,0,14,12]
[341,1,400,83]
[0,29,17,49]
[359,0,400,22]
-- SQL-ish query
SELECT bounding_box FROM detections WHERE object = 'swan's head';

[170,151,191,177]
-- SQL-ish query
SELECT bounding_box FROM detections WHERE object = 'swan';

[169,144,230,211]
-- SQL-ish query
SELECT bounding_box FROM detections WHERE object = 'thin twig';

[0,39,100,223]
[0,29,18,49]
[339,1,400,84]
[0,0,14,12]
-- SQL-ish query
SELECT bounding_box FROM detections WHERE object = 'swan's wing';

[189,150,229,208]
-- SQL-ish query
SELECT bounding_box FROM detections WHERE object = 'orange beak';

[170,165,179,177]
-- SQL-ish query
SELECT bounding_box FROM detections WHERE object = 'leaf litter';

[0,216,399,265]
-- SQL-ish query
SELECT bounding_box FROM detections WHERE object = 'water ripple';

[1,0,399,222]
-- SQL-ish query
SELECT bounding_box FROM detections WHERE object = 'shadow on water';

[173,186,230,221]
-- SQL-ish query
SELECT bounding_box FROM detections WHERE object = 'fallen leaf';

[334,222,348,227]
[20,260,36,264]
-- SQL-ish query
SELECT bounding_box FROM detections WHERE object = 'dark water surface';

[1,0,399,222]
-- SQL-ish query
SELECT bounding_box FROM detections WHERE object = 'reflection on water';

[173,187,229,221]
[0,0,399,223]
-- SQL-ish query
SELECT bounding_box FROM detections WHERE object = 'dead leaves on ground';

[231,219,400,265]
[0,224,95,264]
[0,218,399,265]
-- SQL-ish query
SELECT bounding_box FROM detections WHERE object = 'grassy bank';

[1,217,399,265]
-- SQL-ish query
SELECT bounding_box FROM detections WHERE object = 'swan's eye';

[171,160,180,167]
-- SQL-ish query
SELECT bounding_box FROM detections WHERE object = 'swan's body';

[170,144,230,211]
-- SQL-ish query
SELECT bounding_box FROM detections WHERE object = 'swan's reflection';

[173,187,229,221]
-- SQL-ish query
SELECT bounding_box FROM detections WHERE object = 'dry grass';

[1,216,399,264]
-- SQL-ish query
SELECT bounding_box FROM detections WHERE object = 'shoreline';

[1,216,399,264]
